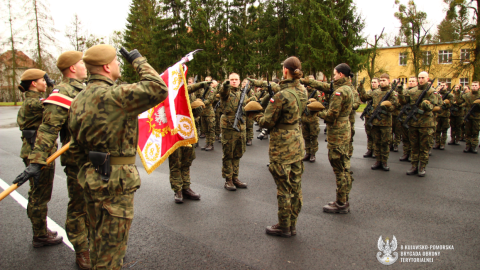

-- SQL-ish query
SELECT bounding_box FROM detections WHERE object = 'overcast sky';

[1,0,450,58]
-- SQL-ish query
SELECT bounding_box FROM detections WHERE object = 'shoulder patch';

[335,92,341,96]
[43,93,73,109]
[52,89,59,93]
[270,98,275,103]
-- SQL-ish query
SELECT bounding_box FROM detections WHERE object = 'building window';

[438,50,453,64]
[397,77,407,84]
[399,52,407,66]
[460,78,469,87]
[461,49,470,62]
[438,78,452,88]
[423,51,432,65]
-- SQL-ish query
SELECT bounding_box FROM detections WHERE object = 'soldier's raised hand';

[120,47,142,64]
[13,163,43,187]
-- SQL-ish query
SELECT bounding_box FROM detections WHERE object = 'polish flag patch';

[335,92,341,96]
[52,89,59,93]
[270,98,275,103]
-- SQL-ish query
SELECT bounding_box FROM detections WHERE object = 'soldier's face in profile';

[408,78,417,88]
[229,74,240,88]
[371,79,379,89]
[74,60,88,80]
[109,57,121,81]
[32,78,47,92]
[379,78,389,88]
[333,69,342,81]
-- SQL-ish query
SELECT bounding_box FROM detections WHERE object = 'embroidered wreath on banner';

[171,70,183,91]
[147,107,171,138]
[145,142,161,162]
[178,117,193,137]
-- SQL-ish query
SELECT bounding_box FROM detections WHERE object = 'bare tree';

[364,28,385,82]
[65,13,86,51]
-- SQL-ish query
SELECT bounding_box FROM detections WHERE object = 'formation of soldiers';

[9,43,480,269]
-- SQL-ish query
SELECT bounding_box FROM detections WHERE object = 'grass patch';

[0,102,23,106]
[356,103,367,112]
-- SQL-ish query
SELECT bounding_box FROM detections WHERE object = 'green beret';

[83,44,117,65]
[20,69,46,81]
[57,51,83,71]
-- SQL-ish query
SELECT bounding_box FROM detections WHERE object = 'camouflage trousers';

[372,126,392,163]
[64,163,89,253]
[215,111,222,136]
[364,119,373,151]
[195,117,201,136]
[301,117,320,155]
[328,147,353,204]
[168,146,195,192]
[435,117,450,146]
[465,118,480,147]
[24,158,55,237]
[450,116,464,142]
[246,115,254,140]
[399,122,411,156]
[84,189,134,270]
[268,161,303,229]
[409,127,434,167]
[221,128,246,179]
[392,116,402,146]
[201,116,216,145]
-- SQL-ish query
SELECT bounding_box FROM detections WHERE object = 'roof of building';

[373,40,474,50]
[0,50,36,69]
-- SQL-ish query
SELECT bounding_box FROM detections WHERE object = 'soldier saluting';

[68,44,169,269]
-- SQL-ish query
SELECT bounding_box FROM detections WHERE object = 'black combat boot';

[266,224,291,237]
[399,154,409,162]
[363,150,372,158]
[371,161,382,170]
[182,188,201,200]
[418,166,426,177]
[406,166,418,175]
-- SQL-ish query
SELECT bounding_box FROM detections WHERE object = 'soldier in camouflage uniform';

[347,76,361,168]
[301,63,354,213]
[448,84,463,145]
[198,79,217,151]
[13,69,63,248]
[248,56,307,237]
[169,82,210,203]
[219,73,249,191]
[399,72,437,177]
[68,45,169,269]
[398,77,417,162]
[301,75,322,163]
[360,78,378,158]
[243,79,255,146]
[433,82,453,150]
[358,74,399,171]
[212,81,222,142]
[391,81,402,153]
[455,81,480,153]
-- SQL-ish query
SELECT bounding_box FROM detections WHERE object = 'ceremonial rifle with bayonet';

[401,78,436,129]
[366,80,400,127]
[232,81,252,132]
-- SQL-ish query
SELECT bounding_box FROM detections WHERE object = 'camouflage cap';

[307,101,325,111]
[83,44,117,65]
[57,51,83,71]
[20,69,46,81]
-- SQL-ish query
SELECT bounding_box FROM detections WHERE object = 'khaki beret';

[443,99,450,104]
[57,51,83,71]
[432,106,441,112]
[381,100,392,107]
[474,99,480,104]
[216,94,220,98]
[20,69,46,81]
[83,44,117,65]
[307,101,325,111]
[245,101,263,112]
[191,99,205,109]
[308,98,317,103]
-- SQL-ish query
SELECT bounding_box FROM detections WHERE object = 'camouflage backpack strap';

[284,88,302,118]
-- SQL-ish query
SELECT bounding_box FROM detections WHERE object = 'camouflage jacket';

[348,82,361,123]
[358,85,398,127]
[29,78,84,166]
[199,86,217,117]
[254,79,307,164]
[437,89,453,118]
[17,91,52,159]
[450,92,463,117]
[398,87,413,121]
[456,90,480,120]
[358,84,374,119]
[219,83,248,131]
[68,57,168,200]
[399,83,437,127]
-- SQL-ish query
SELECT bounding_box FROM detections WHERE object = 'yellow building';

[358,40,475,88]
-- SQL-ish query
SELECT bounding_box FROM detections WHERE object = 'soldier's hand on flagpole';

[13,163,43,187]
[120,47,142,64]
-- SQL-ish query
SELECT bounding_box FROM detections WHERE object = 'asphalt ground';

[1,106,479,269]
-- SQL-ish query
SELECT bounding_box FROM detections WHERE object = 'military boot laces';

[33,230,63,248]
[232,177,247,188]
[182,188,201,200]
[76,250,92,270]
[266,224,291,237]
[224,178,236,191]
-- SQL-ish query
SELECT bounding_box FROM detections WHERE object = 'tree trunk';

[8,0,17,105]
[34,0,43,69]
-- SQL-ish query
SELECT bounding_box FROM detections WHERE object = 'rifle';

[464,98,480,122]
[360,100,373,121]
[303,87,318,116]
[366,80,399,127]
[232,81,251,131]
[402,78,437,129]
[441,88,452,101]
[201,83,211,102]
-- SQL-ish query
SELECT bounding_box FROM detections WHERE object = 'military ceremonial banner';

[137,63,197,174]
